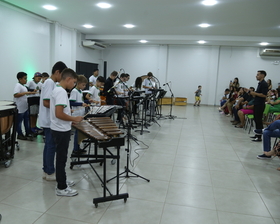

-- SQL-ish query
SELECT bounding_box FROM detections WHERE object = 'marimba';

[71,117,128,207]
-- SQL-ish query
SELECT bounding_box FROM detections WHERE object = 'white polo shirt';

[88,85,100,103]
[13,83,28,113]
[69,88,85,116]
[89,75,97,88]
[38,78,56,128]
[26,80,42,96]
[143,78,155,94]
[50,86,72,132]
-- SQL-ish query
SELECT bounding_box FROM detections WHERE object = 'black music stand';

[165,83,177,119]
[156,90,167,119]
[147,90,160,127]
[135,94,150,135]
[107,111,150,183]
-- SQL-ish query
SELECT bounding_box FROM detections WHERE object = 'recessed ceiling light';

[199,23,211,28]
[96,2,112,9]
[43,5,57,10]
[123,24,135,28]
[83,24,94,29]
[259,42,269,46]
[139,40,148,43]
[198,40,206,44]
[202,0,218,6]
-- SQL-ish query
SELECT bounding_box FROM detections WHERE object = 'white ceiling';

[2,0,280,47]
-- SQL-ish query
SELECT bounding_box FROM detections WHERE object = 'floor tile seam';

[163,201,217,212]
[257,191,280,220]
[0,201,46,214]
[169,179,213,188]
[216,209,274,219]
[172,164,210,171]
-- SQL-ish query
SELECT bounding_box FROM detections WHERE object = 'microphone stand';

[165,83,177,119]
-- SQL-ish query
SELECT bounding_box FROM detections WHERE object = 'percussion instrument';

[87,105,116,117]
[71,117,128,207]
[0,101,18,168]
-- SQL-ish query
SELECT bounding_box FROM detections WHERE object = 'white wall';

[103,45,280,105]
[0,3,100,101]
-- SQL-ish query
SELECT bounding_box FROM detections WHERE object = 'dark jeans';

[51,129,71,190]
[263,120,280,152]
[253,104,265,131]
[233,107,240,122]
[17,110,31,136]
[43,128,56,175]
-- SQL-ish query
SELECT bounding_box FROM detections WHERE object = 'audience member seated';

[219,88,230,110]
[229,77,240,89]
[267,88,280,113]
[254,115,280,164]
[235,97,255,128]
[221,87,239,116]
[266,79,272,91]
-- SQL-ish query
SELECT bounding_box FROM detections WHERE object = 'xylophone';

[71,117,128,207]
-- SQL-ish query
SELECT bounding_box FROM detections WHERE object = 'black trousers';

[51,129,71,190]
[253,104,265,131]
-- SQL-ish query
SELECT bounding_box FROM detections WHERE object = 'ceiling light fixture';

[43,5,57,10]
[96,2,112,9]
[83,24,94,28]
[259,42,269,46]
[198,40,206,44]
[199,23,211,28]
[123,24,135,28]
[202,0,218,6]
[139,40,148,43]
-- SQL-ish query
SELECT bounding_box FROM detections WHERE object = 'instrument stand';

[107,113,150,183]
[165,83,177,120]
[135,94,150,135]
[148,94,161,127]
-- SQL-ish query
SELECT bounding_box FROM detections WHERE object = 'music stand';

[165,83,177,119]
[156,90,167,119]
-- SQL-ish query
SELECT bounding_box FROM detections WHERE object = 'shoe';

[252,138,262,142]
[232,121,239,125]
[197,105,200,106]
[31,128,37,133]
[253,129,264,135]
[250,135,257,139]
[193,104,196,106]
[17,135,27,140]
[230,120,235,123]
[45,173,56,181]
[226,114,231,117]
[67,180,75,187]
[219,112,224,114]
[56,187,78,197]
[257,154,271,159]
[42,172,47,179]
[235,125,244,128]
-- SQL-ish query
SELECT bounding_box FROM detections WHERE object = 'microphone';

[107,81,119,93]
[163,81,171,86]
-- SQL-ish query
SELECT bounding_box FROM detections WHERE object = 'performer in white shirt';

[89,69,99,88]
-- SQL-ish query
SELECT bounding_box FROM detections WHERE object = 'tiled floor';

[1,105,280,224]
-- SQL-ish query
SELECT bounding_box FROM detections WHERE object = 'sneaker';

[31,128,37,133]
[253,129,264,135]
[56,187,78,197]
[42,172,47,179]
[67,180,75,187]
[17,135,27,140]
[252,138,262,142]
[219,111,224,114]
[193,104,196,106]
[226,114,231,117]
[257,154,271,159]
[45,173,56,181]
[232,121,239,125]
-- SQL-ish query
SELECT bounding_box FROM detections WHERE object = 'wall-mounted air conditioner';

[82,40,106,50]
[259,48,280,57]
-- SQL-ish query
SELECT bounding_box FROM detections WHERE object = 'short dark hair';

[111,71,118,77]
[41,72,49,78]
[258,70,267,76]
[17,72,27,80]
[77,75,88,84]
[198,85,201,88]
[120,73,127,78]
[93,69,99,72]
[51,61,67,74]
[61,68,78,80]
[225,88,230,92]
[249,87,255,91]
[147,72,153,77]
[96,76,105,83]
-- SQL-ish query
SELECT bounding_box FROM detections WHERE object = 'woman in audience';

[267,79,272,90]
[220,87,239,116]
[267,88,280,113]
[235,97,255,128]
[229,77,240,89]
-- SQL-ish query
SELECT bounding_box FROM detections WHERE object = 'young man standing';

[247,70,268,143]
[89,69,99,88]
[103,71,118,105]
[39,61,67,181]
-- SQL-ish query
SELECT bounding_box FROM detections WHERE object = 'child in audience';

[69,75,89,154]
[194,85,202,106]
[86,76,106,105]
[41,72,49,84]
[26,72,43,133]
[13,72,36,140]
[50,68,83,197]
